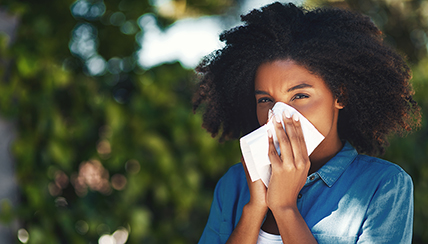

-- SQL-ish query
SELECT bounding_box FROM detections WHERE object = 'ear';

[335,99,345,109]
[335,90,346,109]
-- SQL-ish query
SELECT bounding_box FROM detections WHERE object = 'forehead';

[254,59,326,90]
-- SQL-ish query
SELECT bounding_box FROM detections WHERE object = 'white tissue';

[240,102,324,187]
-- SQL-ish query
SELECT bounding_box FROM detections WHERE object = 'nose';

[260,104,275,125]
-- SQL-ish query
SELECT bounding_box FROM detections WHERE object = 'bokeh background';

[0,0,427,243]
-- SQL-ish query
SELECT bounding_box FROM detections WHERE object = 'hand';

[241,156,268,210]
[266,111,310,212]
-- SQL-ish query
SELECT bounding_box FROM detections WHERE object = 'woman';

[193,2,421,243]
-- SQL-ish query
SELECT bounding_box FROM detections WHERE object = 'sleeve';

[198,175,225,244]
[357,171,414,243]
[198,166,239,244]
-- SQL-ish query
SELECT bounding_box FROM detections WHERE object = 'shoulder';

[348,154,413,194]
[213,163,249,210]
[353,157,414,243]
[353,154,411,179]
[213,163,250,228]
[216,163,248,194]
[223,163,246,179]
[199,163,249,243]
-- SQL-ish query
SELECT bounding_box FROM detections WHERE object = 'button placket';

[297,185,308,209]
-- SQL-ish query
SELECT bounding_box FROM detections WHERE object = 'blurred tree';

[309,0,428,64]
[0,0,427,243]
[0,0,241,243]
[0,7,19,244]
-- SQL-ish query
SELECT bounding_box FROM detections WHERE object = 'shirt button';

[309,175,315,181]
[298,194,302,199]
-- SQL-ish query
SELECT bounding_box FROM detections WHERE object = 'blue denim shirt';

[198,142,413,243]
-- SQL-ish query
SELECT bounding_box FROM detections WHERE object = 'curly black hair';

[193,2,421,156]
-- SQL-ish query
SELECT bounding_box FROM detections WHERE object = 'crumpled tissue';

[239,102,324,187]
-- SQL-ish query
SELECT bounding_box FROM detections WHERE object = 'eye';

[257,97,273,104]
[292,94,309,101]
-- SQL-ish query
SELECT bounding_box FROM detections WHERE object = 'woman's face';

[254,59,343,141]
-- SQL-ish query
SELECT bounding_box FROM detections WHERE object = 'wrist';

[244,202,268,216]
[270,204,299,216]
[226,203,268,244]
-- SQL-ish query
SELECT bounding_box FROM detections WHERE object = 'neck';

[308,135,343,175]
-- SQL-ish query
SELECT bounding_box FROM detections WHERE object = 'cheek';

[257,107,269,125]
[302,104,336,137]
[310,116,332,137]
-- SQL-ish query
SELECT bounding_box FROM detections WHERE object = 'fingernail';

[267,129,272,138]
[292,113,299,122]
[283,109,291,119]
[275,114,281,123]
[268,109,273,120]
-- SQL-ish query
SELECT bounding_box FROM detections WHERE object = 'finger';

[291,113,308,158]
[267,128,282,168]
[281,110,301,163]
[272,113,293,163]
[268,109,273,123]
[284,112,309,169]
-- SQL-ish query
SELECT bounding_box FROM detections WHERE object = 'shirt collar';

[316,141,358,187]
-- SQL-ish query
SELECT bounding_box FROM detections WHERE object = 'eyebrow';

[287,83,313,92]
[255,83,313,95]
[255,90,270,95]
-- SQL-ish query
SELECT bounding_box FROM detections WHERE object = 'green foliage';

[1,0,427,243]
[1,0,239,243]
